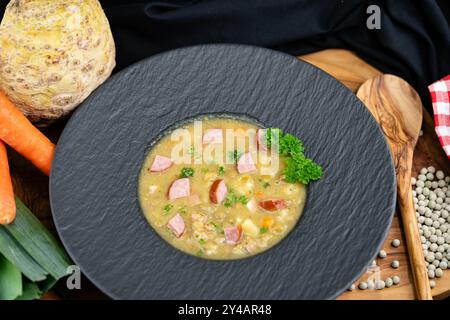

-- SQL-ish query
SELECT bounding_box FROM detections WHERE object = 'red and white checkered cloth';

[428,75,450,158]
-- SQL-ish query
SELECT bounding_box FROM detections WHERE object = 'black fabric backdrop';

[1,0,449,111]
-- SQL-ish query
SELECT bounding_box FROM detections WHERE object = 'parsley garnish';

[260,227,269,234]
[223,190,248,207]
[180,167,195,178]
[265,128,322,185]
[210,222,223,233]
[279,133,304,157]
[283,153,323,185]
[264,128,283,148]
[178,206,187,214]
[228,150,243,164]
[162,204,173,215]
[196,250,204,257]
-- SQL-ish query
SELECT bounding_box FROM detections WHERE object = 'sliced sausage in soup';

[150,155,173,172]
[209,179,228,204]
[224,225,242,244]
[237,152,256,174]
[202,129,223,144]
[168,178,190,200]
[258,199,287,211]
[167,213,186,237]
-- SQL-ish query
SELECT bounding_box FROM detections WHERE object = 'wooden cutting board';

[8,49,450,300]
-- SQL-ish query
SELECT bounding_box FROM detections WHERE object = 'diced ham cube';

[150,155,173,172]
[167,213,185,237]
[202,129,223,144]
[209,179,228,204]
[168,178,190,200]
[258,199,287,211]
[224,226,242,244]
[257,129,267,151]
[237,152,257,174]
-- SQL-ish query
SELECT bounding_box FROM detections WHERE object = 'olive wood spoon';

[357,74,431,300]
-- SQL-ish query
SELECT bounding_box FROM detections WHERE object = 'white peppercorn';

[435,268,443,277]
[367,280,375,290]
[385,277,393,288]
[428,269,435,278]
[358,282,368,290]
[378,250,387,258]
[392,239,400,248]
[375,280,385,290]
[430,280,436,289]
[392,276,400,284]
[436,170,445,180]
[391,260,400,269]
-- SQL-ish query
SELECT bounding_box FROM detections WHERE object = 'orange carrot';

[0,91,55,176]
[261,216,274,229]
[0,141,15,225]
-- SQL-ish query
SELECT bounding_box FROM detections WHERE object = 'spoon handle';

[397,148,433,300]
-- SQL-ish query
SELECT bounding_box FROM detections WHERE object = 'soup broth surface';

[138,117,306,259]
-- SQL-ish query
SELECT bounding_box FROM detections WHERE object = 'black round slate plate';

[50,44,396,300]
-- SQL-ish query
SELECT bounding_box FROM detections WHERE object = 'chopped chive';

[228,150,243,164]
[162,204,173,215]
[198,239,206,245]
[196,250,204,257]
[178,206,187,214]
[180,167,194,178]
[218,166,225,175]
[262,181,270,188]
[223,190,248,207]
[210,222,223,233]
[260,227,269,234]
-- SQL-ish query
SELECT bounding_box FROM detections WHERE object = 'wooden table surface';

[300,49,450,300]
[8,49,450,300]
